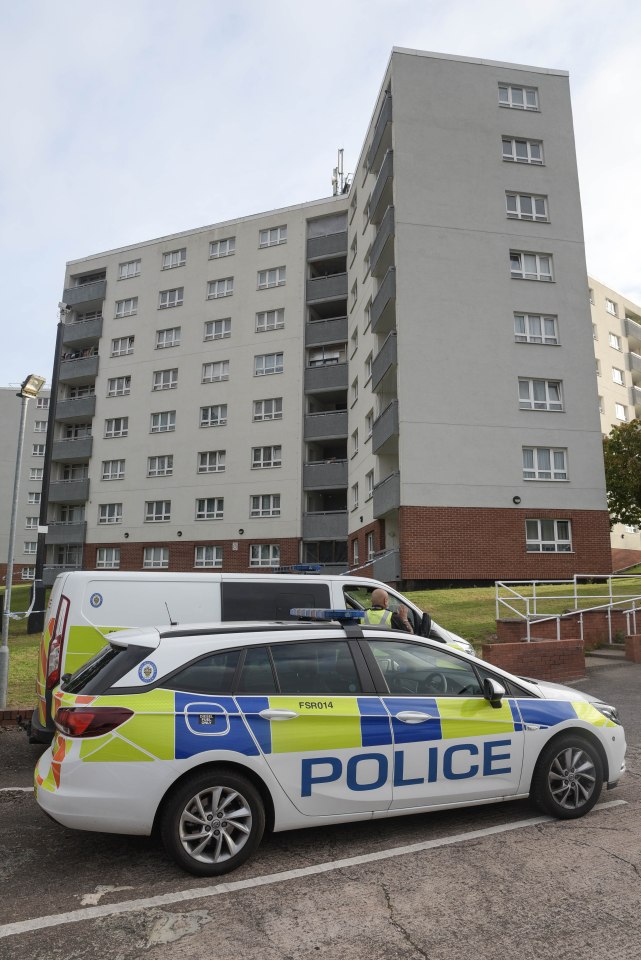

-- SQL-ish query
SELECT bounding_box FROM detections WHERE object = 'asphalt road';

[1,659,639,960]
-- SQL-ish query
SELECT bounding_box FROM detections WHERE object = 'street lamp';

[0,373,46,708]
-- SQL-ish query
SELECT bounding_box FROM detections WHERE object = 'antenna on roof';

[332,148,352,195]
[165,602,177,626]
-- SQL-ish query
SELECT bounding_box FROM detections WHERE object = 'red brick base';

[84,538,301,573]
[625,634,641,663]
[481,638,585,683]
[496,610,628,650]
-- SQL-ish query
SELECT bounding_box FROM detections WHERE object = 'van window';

[221,582,331,621]
[270,640,362,694]
[342,584,417,632]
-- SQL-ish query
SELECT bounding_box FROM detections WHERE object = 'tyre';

[531,734,604,820]
[160,769,265,876]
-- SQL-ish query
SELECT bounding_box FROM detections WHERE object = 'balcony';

[370,267,396,335]
[305,316,348,346]
[55,395,96,422]
[631,385,641,411]
[373,472,400,518]
[304,362,349,393]
[303,459,348,489]
[372,401,399,454]
[371,333,397,391]
[307,232,348,260]
[45,522,87,545]
[369,150,393,225]
[367,94,392,173]
[369,206,395,278]
[304,410,348,441]
[62,316,103,347]
[628,351,641,374]
[58,354,99,385]
[52,437,93,462]
[625,316,641,346]
[306,274,348,304]
[48,479,90,503]
[303,511,348,540]
[62,279,107,307]
[372,547,401,583]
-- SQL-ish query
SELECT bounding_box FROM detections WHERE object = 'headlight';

[594,702,622,725]
[452,639,475,657]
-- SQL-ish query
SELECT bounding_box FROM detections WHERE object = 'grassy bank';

[1,585,42,708]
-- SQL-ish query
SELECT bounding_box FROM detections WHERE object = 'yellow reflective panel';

[436,697,515,739]
[572,700,615,728]
[81,736,154,763]
[269,696,362,753]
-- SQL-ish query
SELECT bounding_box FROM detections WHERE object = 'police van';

[35,610,626,876]
[32,569,473,742]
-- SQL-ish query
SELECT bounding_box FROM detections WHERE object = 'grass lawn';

[1,584,44,709]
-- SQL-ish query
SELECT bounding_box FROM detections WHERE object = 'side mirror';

[483,677,506,708]
[419,612,432,638]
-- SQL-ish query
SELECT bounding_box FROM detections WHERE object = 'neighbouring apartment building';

[590,275,641,562]
[0,386,50,585]
[42,48,612,588]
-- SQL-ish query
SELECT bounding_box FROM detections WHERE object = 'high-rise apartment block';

[43,49,611,587]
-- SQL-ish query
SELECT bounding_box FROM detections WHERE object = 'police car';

[35,611,626,876]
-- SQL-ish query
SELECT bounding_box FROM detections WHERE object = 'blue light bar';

[290,608,365,621]
[272,564,322,573]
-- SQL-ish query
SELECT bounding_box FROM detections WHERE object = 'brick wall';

[625,635,641,663]
[399,506,612,582]
[482,638,585,682]
[496,609,628,649]
[84,538,301,573]
[0,563,35,585]
[348,520,383,576]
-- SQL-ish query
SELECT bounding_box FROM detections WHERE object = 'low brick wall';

[497,610,628,650]
[0,707,31,729]
[625,635,641,663]
[482,638,585,683]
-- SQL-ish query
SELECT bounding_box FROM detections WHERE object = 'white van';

[32,569,473,741]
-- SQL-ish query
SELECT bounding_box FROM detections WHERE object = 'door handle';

[395,711,435,724]
[258,709,298,721]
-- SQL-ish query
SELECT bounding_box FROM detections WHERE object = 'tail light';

[46,595,70,689]
[54,706,133,738]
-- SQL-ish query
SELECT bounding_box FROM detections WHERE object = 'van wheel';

[531,734,603,819]
[160,769,265,876]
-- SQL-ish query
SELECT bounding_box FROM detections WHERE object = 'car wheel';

[531,734,603,820]
[160,768,265,876]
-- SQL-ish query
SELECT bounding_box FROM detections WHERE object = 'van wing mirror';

[483,677,506,708]
[419,612,432,638]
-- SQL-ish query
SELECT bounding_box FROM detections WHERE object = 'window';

[145,500,171,522]
[353,540,359,565]
[159,288,184,309]
[366,532,375,562]
[365,410,373,439]
[29,467,43,481]
[351,429,359,456]
[615,403,628,421]
[510,252,553,282]
[498,84,538,110]
[150,410,176,433]
[200,404,227,428]
[21,567,35,580]
[101,459,125,480]
[598,395,604,414]
[34,421,47,433]
[96,547,120,569]
[256,309,284,332]
[23,541,37,555]
[351,378,358,404]
[257,267,286,289]
[194,545,223,568]
[526,519,572,553]
[609,333,621,351]
[366,470,374,499]
[253,397,282,421]
[60,463,87,481]
[98,503,122,525]
[514,313,559,345]
[249,544,280,567]
[259,225,287,247]
[162,248,186,270]
[351,482,359,510]
[204,318,231,341]
[198,450,225,473]
[255,353,284,376]
[501,137,543,164]
[270,639,361,695]
[111,336,134,357]
[119,259,140,280]
[115,297,137,318]
[252,445,282,468]
[596,359,601,377]
[209,237,235,258]
[36,397,49,409]
[365,352,373,382]
[589,288,595,304]
[523,447,568,481]
[250,494,280,517]
[612,367,625,386]
[202,360,229,382]
[147,455,173,477]
[25,517,38,529]
[592,324,598,341]
[506,193,548,221]
[367,638,480,696]
[156,327,181,349]
[143,546,169,569]
[106,376,131,397]
[28,492,41,505]
[606,298,617,316]
[195,497,224,520]
[62,422,91,440]
[56,504,84,524]
[32,444,45,457]
[308,346,344,366]
[350,328,358,358]
[518,379,563,411]
[207,278,233,299]
[152,368,178,391]
[73,309,102,324]
[301,541,347,566]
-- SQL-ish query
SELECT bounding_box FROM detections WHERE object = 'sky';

[1,0,640,387]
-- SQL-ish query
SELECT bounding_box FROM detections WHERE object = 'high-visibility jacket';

[362,607,393,626]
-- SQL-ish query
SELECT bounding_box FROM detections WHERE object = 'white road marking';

[0,799,627,940]
[79,885,135,906]
[0,787,34,793]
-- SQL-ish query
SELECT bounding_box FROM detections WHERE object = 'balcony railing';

[304,410,348,441]
[305,316,348,346]
[45,522,87,544]
[367,94,392,173]
[58,353,99,384]
[52,437,93,462]
[369,205,395,277]
[371,332,397,391]
[372,401,399,453]
[48,478,90,503]
[62,279,107,307]
[304,362,349,393]
[306,274,348,303]
[370,267,396,335]
[307,232,348,260]
[55,395,96,422]
[303,460,348,489]
[373,472,400,518]
[303,511,348,539]
[62,315,103,346]
[372,548,401,583]
[368,150,393,225]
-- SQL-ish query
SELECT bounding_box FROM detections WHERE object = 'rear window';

[221,582,331,621]
[62,643,154,695]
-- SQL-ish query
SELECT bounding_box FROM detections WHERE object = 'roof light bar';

[272,564,323,573]
[290,608,365,621]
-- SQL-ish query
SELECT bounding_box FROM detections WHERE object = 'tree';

[603,419,641,526]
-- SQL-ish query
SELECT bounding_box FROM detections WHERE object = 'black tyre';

[531,734,603,820]
[160,768,265,876]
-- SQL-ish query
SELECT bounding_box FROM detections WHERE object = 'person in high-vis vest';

[362,588,413,633]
